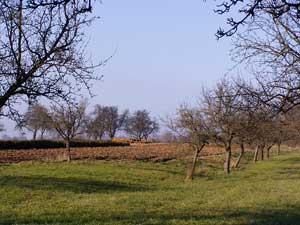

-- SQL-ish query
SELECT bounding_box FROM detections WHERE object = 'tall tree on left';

[0,0,102,118]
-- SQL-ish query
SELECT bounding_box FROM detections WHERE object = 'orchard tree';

[125,110,159,141]
[214,0,300,117]
[203,79,242,174]
[232,110,255,168]
[231,12,300,113]
[0,0,102,118]
[214,0,300,38]
[282,106,300,146]
[16,103,51,140]
[50,101,87,161]
[168,105,211,180]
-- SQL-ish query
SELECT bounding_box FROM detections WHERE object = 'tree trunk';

[224,149,231,174]
[65,139,71,162]
[234,143,244,168]
[253,145,259,163]
[40,129,45,140]
[224,142,232,174]
[186,144,205,180]
[267,146,272,160]
[32,129,37,141]
[277,142,281,155]
[261,145,265,161]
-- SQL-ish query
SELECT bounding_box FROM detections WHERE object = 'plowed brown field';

[0,143,243,163]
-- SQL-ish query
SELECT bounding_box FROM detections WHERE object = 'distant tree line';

[17,102,159,142]
[15,102,159,160]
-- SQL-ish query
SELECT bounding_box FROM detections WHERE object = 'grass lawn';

[0,152,300,225]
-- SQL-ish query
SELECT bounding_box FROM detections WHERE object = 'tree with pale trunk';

[50,101,87,161]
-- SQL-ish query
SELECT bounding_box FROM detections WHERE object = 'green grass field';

[0,152,300,225]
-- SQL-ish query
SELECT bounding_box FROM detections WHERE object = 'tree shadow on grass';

[0,163,9,167]
[0,175,154,194]
[135,166,185,177]
[105,208,300,225]
[2,206,300,225]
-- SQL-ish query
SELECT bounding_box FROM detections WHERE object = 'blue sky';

[4,0,236,137]
[86,0,233,116]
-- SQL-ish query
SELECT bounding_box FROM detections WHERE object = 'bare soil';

[0,143,243,163]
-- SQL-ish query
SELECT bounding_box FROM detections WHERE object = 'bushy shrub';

[112,138,133,144]
[0,139,129,150]
[112,138,153,144]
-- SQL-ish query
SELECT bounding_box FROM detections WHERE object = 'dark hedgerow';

[0,139,130,150]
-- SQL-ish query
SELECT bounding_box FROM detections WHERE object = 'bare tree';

[253,112,274,162]
[125,110,159,141]
[0,0,102,119]
[281,105,300,148]
[203,79,243,174]
[231,11,300,113]
[214,0,300,38]
[168,105,210,180]
[85,105,107,140]
[50,100,87,161]
[104,107,128,139]
[233,111,254,168]
[16,103,51,140]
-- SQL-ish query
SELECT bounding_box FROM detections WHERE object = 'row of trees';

[18,102,159,143]
[176,0,300,179]
[168,78,300,179]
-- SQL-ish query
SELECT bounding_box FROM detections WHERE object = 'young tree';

[232,111,254,168]
[0,0,102,118]
[16,104,51,140]
[125,110,159,141]
[252,112,273,162]
[50,101,87,161]
[168,105,210,180]
[203,79,242,174]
